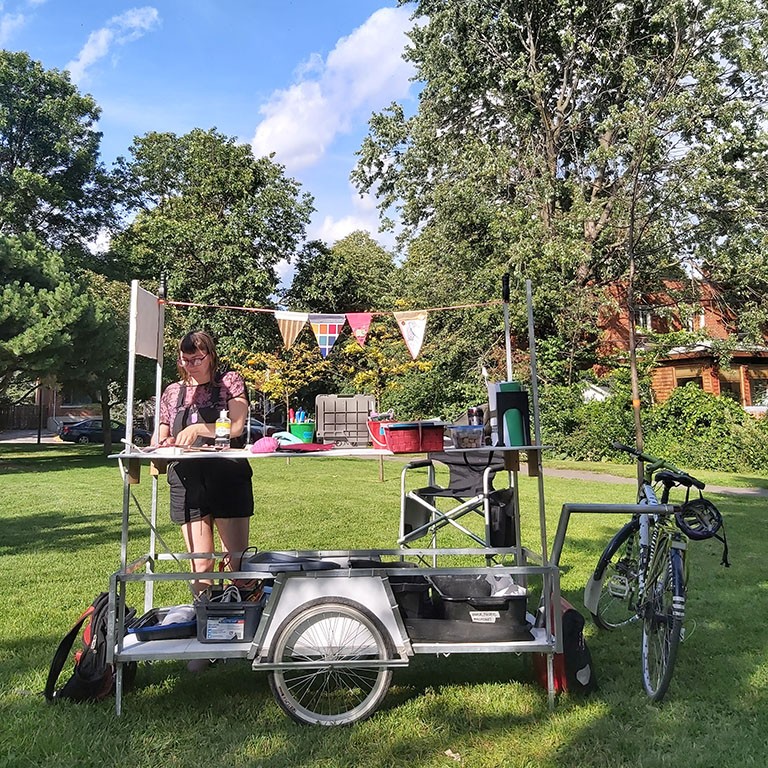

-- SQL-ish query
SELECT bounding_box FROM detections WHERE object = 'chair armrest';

[404,459,433,470]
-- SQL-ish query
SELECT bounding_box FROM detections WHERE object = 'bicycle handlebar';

[611,440,705,489]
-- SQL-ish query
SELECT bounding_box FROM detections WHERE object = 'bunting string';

[163,299,501,314]
[161,298,502,359]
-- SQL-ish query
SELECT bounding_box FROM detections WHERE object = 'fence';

[0,404,41,430]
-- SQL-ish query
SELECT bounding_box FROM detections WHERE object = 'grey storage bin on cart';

[127,607,197,641]
[348,558,435,618]
[243,550,341,573]
[196,598,264,643]
[430,574,532,639]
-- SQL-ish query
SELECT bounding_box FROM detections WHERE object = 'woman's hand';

[174,423,213,446]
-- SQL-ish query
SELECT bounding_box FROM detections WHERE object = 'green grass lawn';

[0,443,766,767]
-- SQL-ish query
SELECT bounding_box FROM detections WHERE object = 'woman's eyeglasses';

[179,354,208,367]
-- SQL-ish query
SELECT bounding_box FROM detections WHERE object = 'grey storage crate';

[315,394,375,446]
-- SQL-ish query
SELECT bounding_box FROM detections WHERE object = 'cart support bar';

[551,503,676,568]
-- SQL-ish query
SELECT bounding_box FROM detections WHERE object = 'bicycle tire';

[585,519,640,630]
[268,597,395,726]
[641,547,685,701]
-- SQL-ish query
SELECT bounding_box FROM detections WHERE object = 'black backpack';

[45,592,137,703]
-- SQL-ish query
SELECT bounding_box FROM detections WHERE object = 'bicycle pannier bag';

[533,597,597,695]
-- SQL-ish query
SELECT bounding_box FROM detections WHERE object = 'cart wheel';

[268,597,395,726]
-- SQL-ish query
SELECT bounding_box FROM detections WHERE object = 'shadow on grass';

[0,444,114,475]
[0,510,121,557]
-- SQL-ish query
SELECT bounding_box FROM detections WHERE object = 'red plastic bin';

[367,419,395,449]
[384,422,445,453]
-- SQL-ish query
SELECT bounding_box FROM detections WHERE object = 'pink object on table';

[251,436,279,453]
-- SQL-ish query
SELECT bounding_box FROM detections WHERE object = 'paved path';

[0,429,60,444]
[541,467,768,498]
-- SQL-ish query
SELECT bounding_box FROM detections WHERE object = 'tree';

[0,234,92,399]
[111,129,314,362]
[354,0,768,395]
[235,344,332,421]
[54,274,158,452]
[283,231,396,312]
[0,51,110,258]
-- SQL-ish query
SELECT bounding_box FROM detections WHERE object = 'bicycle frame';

[580,442,696,700]
[632,473,688,623]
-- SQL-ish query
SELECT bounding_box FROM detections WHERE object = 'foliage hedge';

[540,381,768,472]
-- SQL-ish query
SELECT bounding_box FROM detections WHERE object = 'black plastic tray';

[127,607,197,642]
[243,551,341,573]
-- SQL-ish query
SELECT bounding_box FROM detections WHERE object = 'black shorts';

[167,459,254,525]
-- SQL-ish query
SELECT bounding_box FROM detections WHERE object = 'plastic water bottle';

[215,409,231,449]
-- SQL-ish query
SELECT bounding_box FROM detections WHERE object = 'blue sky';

[1,0,420,261]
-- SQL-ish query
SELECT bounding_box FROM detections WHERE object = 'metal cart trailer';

[107,279,563,724]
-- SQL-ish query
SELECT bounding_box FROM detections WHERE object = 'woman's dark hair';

[177,330,219,382]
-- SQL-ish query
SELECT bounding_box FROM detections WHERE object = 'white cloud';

[66,6,160,84]
[310,186,395,249]
[314,213,378,244]
[251,6,415,171]
[0,12,25,44]
[87,228,112,255]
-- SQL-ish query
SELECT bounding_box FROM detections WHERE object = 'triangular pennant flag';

[274,310,308,349]
[308,314,346,358]
[394,310,428,359]
[346,312,373,347]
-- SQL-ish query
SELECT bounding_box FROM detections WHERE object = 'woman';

[154,330,253,589]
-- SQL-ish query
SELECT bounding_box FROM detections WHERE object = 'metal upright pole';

[502,274,513,381]
[121,281,141,572]
[146,276,166,612]
[526,279,547,564]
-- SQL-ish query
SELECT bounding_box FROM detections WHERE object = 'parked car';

[247,419,281,443]
[59,419,151,446]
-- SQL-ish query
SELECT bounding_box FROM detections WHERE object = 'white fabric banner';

[394,310,428,359]
[131,282,162,360]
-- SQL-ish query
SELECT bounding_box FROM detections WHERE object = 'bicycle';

[583,441,727,701]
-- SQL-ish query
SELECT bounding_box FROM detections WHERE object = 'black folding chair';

[398,451,517,551]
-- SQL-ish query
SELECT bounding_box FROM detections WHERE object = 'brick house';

[598,282,768,410]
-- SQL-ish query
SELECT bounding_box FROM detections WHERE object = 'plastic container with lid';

[450,425,484,448]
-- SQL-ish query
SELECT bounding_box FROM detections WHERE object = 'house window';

[686,309,706,332]
[61,386,92,406]
[719,379,741,402]
[636,307,653,333]
[750,379,768,407]
[676,376,702,389]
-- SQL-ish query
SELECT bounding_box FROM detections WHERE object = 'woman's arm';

[152,423,172,446]
[227,395,248,438]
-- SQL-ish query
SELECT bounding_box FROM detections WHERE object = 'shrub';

[645,385,748,471]
[539,381,635,461]
[538,380,768,472]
